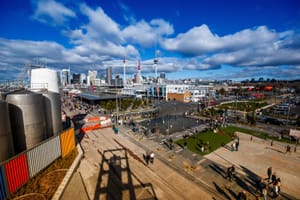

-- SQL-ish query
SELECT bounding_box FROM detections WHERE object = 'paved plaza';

[61,121,300,200]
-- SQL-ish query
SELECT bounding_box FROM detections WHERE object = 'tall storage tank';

[6,90,46,153]
[0,100,15,162]
[42,91,62,138]
[31,68,60,93]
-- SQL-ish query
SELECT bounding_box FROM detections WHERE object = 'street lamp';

[115,75,119,127]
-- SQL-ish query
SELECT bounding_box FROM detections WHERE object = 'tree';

[218,87,226,96]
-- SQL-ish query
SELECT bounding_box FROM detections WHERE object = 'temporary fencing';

[0,127,76,199]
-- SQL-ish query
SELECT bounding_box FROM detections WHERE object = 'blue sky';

[0,0,300,81]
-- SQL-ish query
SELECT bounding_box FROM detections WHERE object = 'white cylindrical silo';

[0,100,15,162]
[31,68,60,93]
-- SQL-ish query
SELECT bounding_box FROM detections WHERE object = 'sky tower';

[123,56,126,86]
[154,55,158,83]
[137,59,141,84]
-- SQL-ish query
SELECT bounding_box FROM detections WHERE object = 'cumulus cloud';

[162,25,278,55]
[1,2,300,81]
[162,24,300,73]
[64,3,140,60]
[122,19,173,47]
[32,0,76,25]
[79,4,122,43]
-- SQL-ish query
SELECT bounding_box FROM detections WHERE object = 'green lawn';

[175,127,235,155]
[175,126,293,155]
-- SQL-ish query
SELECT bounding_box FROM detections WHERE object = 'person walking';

[271,173,277,183]
[232,142,236,151]
[150,152,155,164]
[267,166,272,182]
[262,185,268,200]
[145,152,150,165]
[236,141,239,151]
[273,180,280,198]
[227,165,235,181]
[276,178,281,194]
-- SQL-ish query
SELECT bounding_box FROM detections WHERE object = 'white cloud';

[1,2,300,81]
[162,25,278,55]
[32,0,76,25]
[79,4,122,43]
[162,24,221,54]
[161,24,300,73]
[122,19,173,47]
[64,4,140,60]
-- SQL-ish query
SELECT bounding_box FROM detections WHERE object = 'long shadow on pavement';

[212,182,232,200]
[95,147,157,200]
[209,162,227,179]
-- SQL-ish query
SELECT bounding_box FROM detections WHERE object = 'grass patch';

[175,126,295,155]
[175,127,235,155]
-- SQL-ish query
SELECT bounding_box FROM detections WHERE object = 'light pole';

[115,75,119,127]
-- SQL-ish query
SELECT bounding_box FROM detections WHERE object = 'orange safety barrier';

[86,116,109,122]
[80,120,112,133]
[81,123,101,132]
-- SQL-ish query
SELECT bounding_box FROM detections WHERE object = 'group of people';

[225,165,282,199]
[267,166,282,198]
[256,167,281,199]
[145,151,155,165]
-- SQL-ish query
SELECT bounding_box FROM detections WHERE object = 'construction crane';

[18,63,45,87]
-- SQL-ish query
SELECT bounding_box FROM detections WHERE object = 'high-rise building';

[87,70,97,86]
[106,67,112,85]
[72,73,80,84]
[80,73,86,84]
[61,69,71,87]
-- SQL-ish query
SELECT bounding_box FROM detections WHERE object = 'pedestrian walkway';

[74,126,214,199]
[61,172,89,200]
[119,125,300,200]
[61,120,300,200]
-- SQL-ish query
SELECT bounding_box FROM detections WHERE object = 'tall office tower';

[106,67,112,85]
[72,73,80,84]
[80,73,86,84]
[87,70,97,86]
[61,69,71,87]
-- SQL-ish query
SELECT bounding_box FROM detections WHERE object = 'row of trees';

[99,98,148,113]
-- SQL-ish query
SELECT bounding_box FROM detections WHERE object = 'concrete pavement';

[61,119,300,200]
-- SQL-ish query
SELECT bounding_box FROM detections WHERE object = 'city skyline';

[0,0,300,81]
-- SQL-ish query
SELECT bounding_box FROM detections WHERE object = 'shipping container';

[0,166,8,200]
[4,153,29,193]
[60,128,76,158]
[27,136,61,178]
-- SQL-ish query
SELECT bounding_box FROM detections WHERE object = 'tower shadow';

[94,147,157,200]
